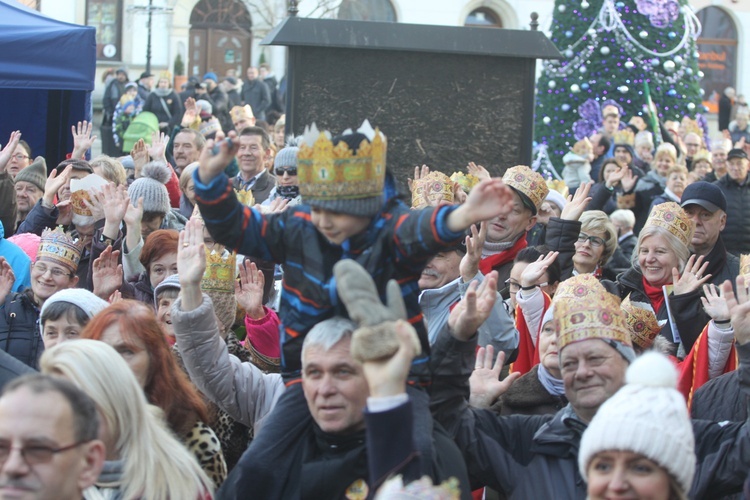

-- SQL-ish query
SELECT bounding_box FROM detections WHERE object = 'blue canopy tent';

[0,0,96,166]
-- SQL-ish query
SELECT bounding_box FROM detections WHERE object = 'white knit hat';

[578,352,696,495]
[39,289,109,335]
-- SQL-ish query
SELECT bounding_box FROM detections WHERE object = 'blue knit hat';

[203,72,218,83]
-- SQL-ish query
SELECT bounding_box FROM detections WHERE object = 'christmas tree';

[534,0,705,169]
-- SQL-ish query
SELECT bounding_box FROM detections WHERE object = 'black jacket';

[0,290,42,368]
[606,233,636,276]
[143,90,184,130]
[431,324,750,499]
[241,79,271,120]
[492,365,567,417]
[714,174,750,255]
[719,94,732,131]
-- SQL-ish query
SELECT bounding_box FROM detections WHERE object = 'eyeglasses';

[274,167,297,176]
[504,279,548,293]
[33,263,72,278]
[11,154,29,161]
[577,232,606,248]
[0,440,88,465]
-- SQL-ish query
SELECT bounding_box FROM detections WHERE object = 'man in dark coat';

[136,71,154,101]
[203,72,233,134]
[719,87,735,132]
[241,67,271,121]
[714,149,750,255]
[101,68,129,156]
[430,273,750,499]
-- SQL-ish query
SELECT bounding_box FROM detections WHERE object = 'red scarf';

[677,325,737,409]
[510,292,551,376]
[642,277,666,313]
[478,236,528,275]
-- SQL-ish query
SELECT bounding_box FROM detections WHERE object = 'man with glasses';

[231,127,276,204]
[0,228,83,367]
[683,132,702,171]
[0,374,105,500]
[7,140,32,180]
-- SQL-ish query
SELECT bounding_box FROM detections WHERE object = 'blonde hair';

[633,226,690,273]
[179,162,199,193]
[90,155,127,186]
[40,340,213,500]
[579,210,618,265]
[666,165,688,178]
[654,143,678,163]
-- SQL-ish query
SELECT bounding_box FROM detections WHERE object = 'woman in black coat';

[143,74,184,132]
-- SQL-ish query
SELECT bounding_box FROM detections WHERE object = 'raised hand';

[108,289,122,304]
[56,200,73,226]
[131,139,148,179]
[619,167,639,193]
[256,197,290,214]
[605,164,629,189]
[0,131,21,174]
[148,131,169,162]
[520,251,559,289]
[452,182,467,204]
[82,187,106,223]
[701,283,730,323]
[0,257,16,304]
[560,181,592,221]
[181,97,198,127]
[672,254,712,296]
[467,162,491,182]
[407,164,431,191]
[43,165,72,206]
[123,195,144,253]
[460,222,487,283]
[722,276,750,345]
[236,260,266,319]
[448,271,499,341]
[71,121,97,159]
[92,246,123,300]
[449,178,515,231]
[361,320,420,398]
[177,218,207,287]
[96,183,129,226]
[469,346,521,408]
[197,131,240,184]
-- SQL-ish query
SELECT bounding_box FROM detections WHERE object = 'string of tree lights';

[535,0,705,169]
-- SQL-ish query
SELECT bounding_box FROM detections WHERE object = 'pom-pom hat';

[578,352,696,496]
[127,162,171,215]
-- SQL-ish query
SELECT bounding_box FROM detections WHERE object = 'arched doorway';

[696,7,738,114]
[337,0,397,22]
[465,7,503,28]
[189,0,252,78]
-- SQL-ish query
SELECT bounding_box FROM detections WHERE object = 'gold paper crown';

[644,202,694,248]
[450,171,480,193]
[740,254,750,277]
[234,188,255,207]
[572,137,592,154]
[546,179,569,199]
[230,105,254,122]
[621,294,661,350]
[553,272,603,302]
[37,227,84,273]
[554,294,632,353]
[297,121,386,201]
[613,128,635,147]
[692,149,712,165]
[201,249,237,294]
[411,171,454,209]
[502,165,549,213]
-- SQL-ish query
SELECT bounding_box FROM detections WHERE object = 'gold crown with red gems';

[621,294,661,350]
[644,202,694,248]
[502,165,549,213]
[411,171,454,209]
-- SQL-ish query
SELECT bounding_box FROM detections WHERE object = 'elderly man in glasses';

[0,374,105,500]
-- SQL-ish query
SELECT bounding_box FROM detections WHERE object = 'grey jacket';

[430,324,750,499]
[171,294,284,432]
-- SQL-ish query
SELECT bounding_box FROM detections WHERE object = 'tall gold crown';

[450,171,480,193]
[297,121,386,201]
[692,149,712,165]
[201,248,237,294]
[644,202,694,248]
[621,295,661,350]
[38,227,84,273]
[502,166,549,213]
[613,128,635,147]
[740,254,750,277]
[554,290,631,352]
[546,179,569,198]
[411,171,454,209]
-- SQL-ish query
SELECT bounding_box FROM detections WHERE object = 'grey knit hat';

[14,156,47,192]
[128,161,171,215]
[154,274,181,308]
[274,146,298,169]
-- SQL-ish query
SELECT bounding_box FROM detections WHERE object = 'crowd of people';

[1,70,750,499]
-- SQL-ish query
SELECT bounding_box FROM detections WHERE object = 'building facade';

[19,0,750,110]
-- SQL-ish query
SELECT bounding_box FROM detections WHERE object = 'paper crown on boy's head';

[613,128,635,147]
[501,165,549,216]
[553,275,633,361]
[572,137,592,153]
[230,105,254,123]
[621,294,661,350]
[644,202,694,248]
[297,120,386,217]
[37,227,84,274]
[740,254,750,278]
[450,171,480,194]
[201,248,236,294]
[411,171,454,209]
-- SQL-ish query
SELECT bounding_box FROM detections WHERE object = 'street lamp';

[127,0,173,74]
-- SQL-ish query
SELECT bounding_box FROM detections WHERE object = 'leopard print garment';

[184,420,227,488]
